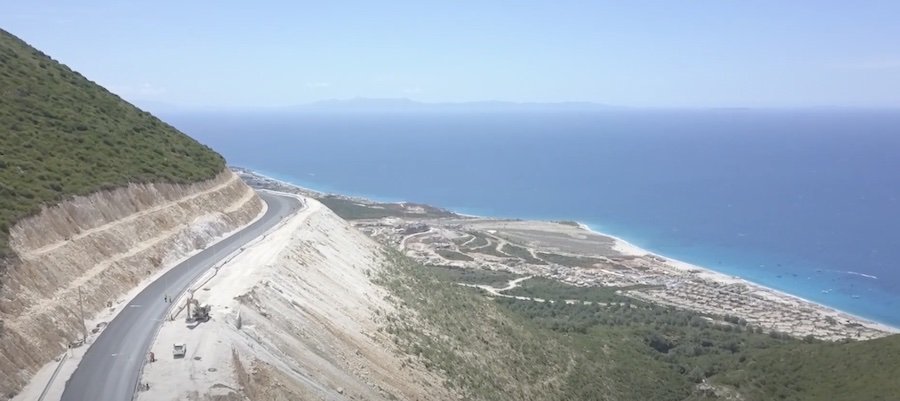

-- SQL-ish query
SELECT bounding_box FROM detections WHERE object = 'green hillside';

[380,252,900,401]
[0,29,224,257]
[712,334,900,400]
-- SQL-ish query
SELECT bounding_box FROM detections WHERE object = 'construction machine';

[173,343,186,358]
[187,298,211,323]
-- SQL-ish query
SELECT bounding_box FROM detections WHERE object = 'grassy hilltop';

[0,29,224,257]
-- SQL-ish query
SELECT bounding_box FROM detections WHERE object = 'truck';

[173,343,186,359]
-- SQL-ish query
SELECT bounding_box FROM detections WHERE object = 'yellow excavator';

[187,298,211,323]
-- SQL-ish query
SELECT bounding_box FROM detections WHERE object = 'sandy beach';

[598,225,899,335]
[237,168,897,341]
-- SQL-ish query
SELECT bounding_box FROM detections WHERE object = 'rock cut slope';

[139,197,452,401]
[1,170,263,396]
[0,29,263,396]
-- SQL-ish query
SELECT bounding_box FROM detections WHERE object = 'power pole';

[78,286,88,342]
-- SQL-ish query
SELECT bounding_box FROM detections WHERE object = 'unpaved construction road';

[60,191,302,401]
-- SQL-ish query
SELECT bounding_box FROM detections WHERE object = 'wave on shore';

[241,168,898,334]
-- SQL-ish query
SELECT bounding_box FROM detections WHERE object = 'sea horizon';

[168,109,900,328]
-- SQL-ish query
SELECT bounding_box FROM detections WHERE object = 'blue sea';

[166,109,900,327]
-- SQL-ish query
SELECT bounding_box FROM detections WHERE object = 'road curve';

[60,191,302,401]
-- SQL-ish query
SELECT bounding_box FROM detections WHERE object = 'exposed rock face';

[0,170,263,396]
[138,198,452,401]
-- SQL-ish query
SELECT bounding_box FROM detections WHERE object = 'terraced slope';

[0,28,224,257]
[0,29,263,398]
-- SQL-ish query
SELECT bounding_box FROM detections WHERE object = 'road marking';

[129,305,142,308]
[111,353,118,357]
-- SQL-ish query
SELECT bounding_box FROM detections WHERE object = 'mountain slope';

[379,253,900,401]
[0,29,264,398]
[0,28,224,257]
[711,334,900,400]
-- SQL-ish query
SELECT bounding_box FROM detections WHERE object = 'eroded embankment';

[0,170,263,396]
[139,198,452,401]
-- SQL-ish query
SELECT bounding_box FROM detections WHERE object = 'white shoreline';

[239,168,899,334]
[578,222,899,334]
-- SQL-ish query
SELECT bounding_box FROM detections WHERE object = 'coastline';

[236,167,898,336]
[585,223,899,334]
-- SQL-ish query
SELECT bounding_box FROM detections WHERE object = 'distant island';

[293,97,626,113]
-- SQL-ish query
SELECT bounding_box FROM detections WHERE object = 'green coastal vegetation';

[535,251,608,268]
[465,243,509,258]
[0,29,224,257]
[554,220,581,227]
[315,195,457,220]
[428,265,523,288]
[434,249,475,262]
[499,243,547,265]
[379,250,900,401]
[457,231,491,249]
[504,277,657,304]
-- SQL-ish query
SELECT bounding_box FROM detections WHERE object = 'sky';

[2,1,900,110]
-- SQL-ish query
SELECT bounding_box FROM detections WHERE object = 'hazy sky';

[3,1,900,110]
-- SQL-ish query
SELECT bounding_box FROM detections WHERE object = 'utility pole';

[77,286,88,342]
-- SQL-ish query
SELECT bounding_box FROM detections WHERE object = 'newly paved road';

[60,191,301,401]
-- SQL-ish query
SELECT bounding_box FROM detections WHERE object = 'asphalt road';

[60,191,301,401]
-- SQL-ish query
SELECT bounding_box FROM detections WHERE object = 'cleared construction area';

[137,197,452,401]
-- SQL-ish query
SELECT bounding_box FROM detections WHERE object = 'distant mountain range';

[296,97,626,112]
[146,98,628,115]
[132,97,900,116]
